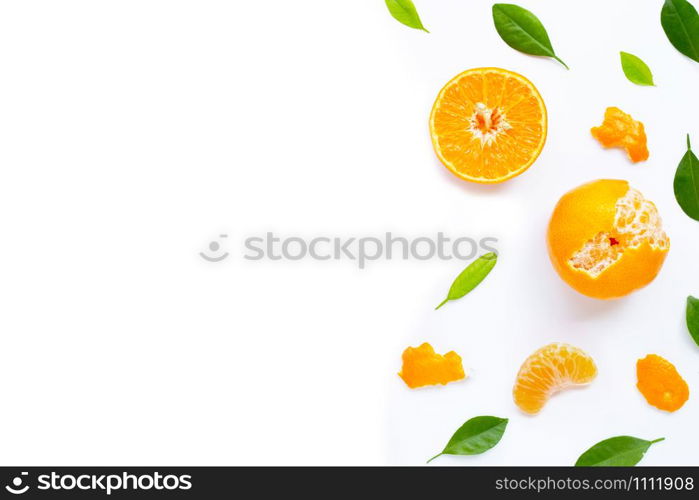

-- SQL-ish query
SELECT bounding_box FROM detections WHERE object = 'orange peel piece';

[398,343,465,389]
[591,107,649,163]
[636,354,689,412]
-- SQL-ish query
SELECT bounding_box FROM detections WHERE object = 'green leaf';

[492,4,568,69]
[435,252,497,310]
[620,52,655,86]
[673,135,699,221]
[575,436,664,466]
[687,296,699,346]
[661,0,699,62]
[385,0,428,32]
[428,416,508,463]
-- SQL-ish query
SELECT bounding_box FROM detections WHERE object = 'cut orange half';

[429,67,547,184]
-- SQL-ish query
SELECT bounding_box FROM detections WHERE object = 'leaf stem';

[650,437,665,444]
[426,453,442,464]
[688,134,692,150]
[554,56,569,70]
[435,298,449,310]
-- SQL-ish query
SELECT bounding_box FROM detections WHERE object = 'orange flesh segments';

[513,343,597,414]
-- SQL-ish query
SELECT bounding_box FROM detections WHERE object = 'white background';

[0,0,697,466]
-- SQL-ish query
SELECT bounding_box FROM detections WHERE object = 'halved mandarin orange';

[429,67,547,183]
[636,354,689,412]
[398,343,466,389]
[513,343,597,414]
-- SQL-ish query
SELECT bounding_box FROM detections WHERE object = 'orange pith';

[547,179,669,299]
[429,68,547,183]
[513,343,597,414]
[591,107,649,163]
[636,354,689,412]
[398,343,465,389]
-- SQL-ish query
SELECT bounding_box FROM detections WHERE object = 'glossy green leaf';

[492,4,568,69]
[435,252,497,310]
[575,436,664,466]
[620,52,655,86]
[385,0,428,32]
[673,135,699,221]
[661,0,699,62]
[687,296,699,346]
[428,416,508,463]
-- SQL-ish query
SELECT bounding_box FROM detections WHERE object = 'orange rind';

[591,107,649,163]
[398,343,465,389]
[636,354,689,412]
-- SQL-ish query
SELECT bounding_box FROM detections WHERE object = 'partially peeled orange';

[547,180,669,299]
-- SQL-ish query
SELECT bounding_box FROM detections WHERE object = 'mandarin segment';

[429,67,547,183]
[636,354,689,412]
[591,107,649,163]
[547,180,669,299]
[513,343,597,414]
[398,343,466,389]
